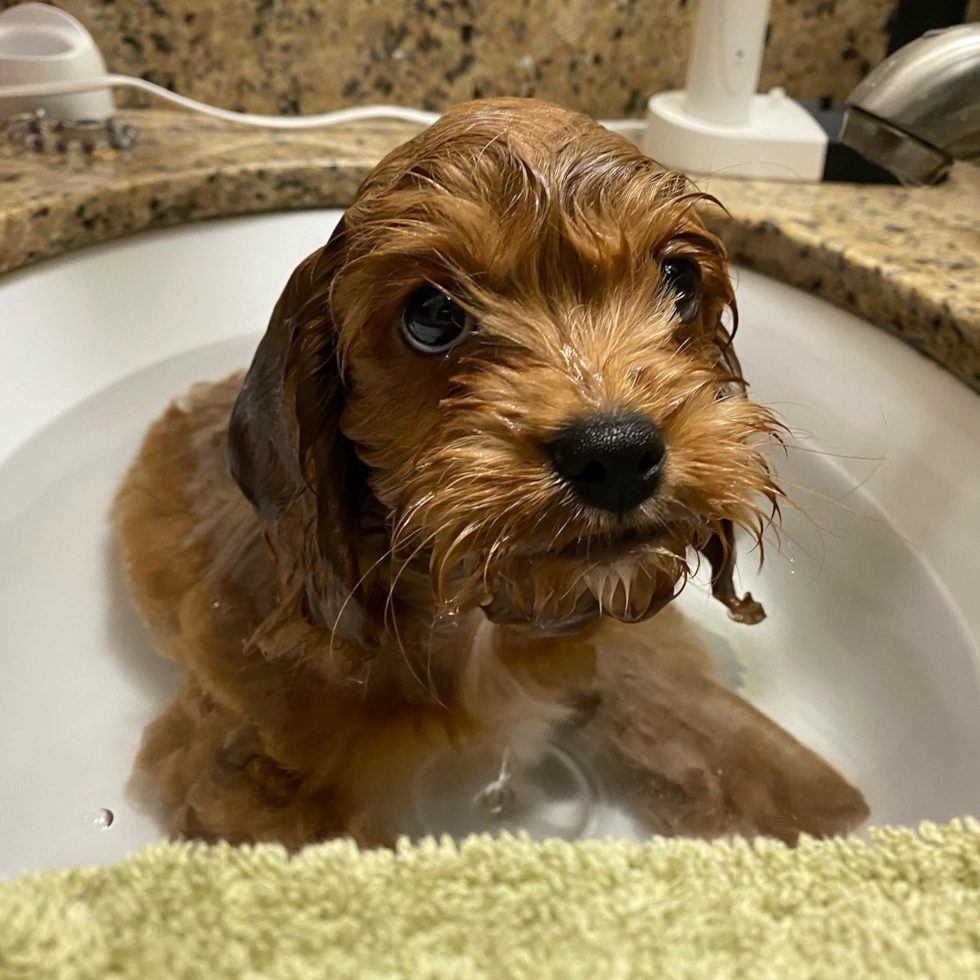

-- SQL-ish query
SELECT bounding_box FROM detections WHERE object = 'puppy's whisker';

[386,525,444,623]
[765,442,887,464]
[431,526,481,602]
[422,617,450,710]
[483,527,516,575]
[382,528,448,695]
[546,513,578,553]
[326,528,427,655]
[768,475,877,521]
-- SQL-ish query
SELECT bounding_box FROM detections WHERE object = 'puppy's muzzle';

[547,411,666,516]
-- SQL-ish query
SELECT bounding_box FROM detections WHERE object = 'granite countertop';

[1,109,978,392]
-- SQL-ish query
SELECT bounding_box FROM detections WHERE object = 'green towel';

[3,821,980,979]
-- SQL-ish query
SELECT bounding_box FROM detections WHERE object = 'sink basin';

[2,210,979,878]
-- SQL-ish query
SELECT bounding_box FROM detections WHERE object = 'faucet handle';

[842,23,980,185]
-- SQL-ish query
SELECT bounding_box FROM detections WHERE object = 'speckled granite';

[0,0,898,117]
[700,175,980,392]
[1,110,978,394]
[0,112,389,269]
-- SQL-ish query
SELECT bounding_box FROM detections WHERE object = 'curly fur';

[115,98,867,846]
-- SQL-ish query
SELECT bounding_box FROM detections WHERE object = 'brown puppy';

[116,98,868,846]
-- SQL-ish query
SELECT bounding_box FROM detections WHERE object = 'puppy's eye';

[661,258,701,322]
[401,287,471,354]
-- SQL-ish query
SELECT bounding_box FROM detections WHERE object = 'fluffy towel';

[2,821,980,980]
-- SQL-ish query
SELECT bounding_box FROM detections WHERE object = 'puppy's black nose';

[547,412,666,516]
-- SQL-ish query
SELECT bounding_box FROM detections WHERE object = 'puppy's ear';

[700,519,766,625]
[228,217,373,644]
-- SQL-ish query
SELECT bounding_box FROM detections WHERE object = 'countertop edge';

[1,112,978,393]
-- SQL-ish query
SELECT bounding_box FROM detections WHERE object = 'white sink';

[2,210,979,878]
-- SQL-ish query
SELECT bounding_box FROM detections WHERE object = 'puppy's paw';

[724,592,766,625]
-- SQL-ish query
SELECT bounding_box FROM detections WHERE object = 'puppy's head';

[230,98,780,641]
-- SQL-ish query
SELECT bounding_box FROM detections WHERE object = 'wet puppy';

[116,98,867,845]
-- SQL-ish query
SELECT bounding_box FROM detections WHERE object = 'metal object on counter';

[843,24,980,186]
[3,108,136,157]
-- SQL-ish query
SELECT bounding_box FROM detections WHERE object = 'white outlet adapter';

[641,0,828,181]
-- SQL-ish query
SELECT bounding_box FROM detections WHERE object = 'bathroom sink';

[2,210,979,878]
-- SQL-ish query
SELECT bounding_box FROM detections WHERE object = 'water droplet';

[211,601,220,609]
[79,807,114,831]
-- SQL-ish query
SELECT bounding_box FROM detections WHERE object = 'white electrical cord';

[0,74,440,128]
[0,73,643,137]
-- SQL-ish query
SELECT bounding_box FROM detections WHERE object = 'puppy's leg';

[587,613,869,843]
[136,679,364,848]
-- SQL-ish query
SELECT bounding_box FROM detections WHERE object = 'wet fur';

[116,99,867,846]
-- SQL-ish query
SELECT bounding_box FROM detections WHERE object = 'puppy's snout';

[547,412,666,516]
